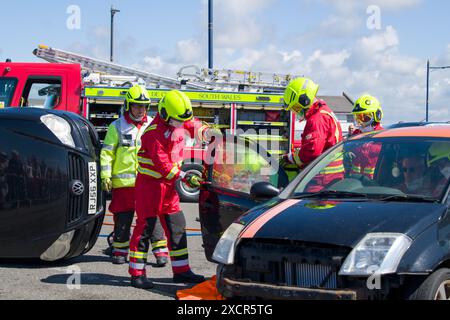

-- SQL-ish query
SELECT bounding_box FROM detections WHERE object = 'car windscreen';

[207,136,288,194]
[289,137,450,202]
[0,77,17,108]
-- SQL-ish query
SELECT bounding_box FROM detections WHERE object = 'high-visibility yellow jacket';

[100,115,152,189]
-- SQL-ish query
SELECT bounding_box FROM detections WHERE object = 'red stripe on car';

[240,199,301,239]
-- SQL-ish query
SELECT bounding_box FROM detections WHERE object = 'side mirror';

[250,182,280,201]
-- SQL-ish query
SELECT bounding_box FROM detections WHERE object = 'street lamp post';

[110,6,120,63]
[426,60,450,122]
[208,0,214,72]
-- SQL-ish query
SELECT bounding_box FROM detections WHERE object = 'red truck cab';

[0,62,82,112]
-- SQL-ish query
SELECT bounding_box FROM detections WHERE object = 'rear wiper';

[291,190,369,199]
[377,194,439,203]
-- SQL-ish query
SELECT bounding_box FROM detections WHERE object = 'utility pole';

[110,6,120,62]
[208,0,214,71]
[426,60,430,122]
[425,60,450,122]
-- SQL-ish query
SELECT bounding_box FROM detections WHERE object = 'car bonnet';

[235,199,446,248]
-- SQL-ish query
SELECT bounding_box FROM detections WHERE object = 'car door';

[199,136,289,261]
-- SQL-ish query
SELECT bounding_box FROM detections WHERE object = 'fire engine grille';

[239,240,351,290]
[67,153,87,225]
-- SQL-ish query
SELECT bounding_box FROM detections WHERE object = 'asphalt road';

[0,203,217,300]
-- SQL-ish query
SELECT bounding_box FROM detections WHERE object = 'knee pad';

[150,218,166,242]
[164,211,187,245]
[115,211,134,226]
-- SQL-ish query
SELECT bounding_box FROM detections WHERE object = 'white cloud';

[213,0,274,48]
[89,1,447,124]
[307,50,351,69]
[359,26,399,54]
[175,39,204,63]
[143,56,164,70]
[132,26,449,124]
[322,0,422,11]
[367,0,422,10]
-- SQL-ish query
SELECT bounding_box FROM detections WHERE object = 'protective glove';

[102,178,112,192]
[185,173,203,188]
[279,153,294,168]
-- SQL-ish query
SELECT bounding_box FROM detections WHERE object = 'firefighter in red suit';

[100,85,168,266]
[128,90,215,289]
[281,77,344,192]
[349,95,384,179]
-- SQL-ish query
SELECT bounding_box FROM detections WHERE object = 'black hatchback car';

[199,126,450,300]
[0,107,105,262]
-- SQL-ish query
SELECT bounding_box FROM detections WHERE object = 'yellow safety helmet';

[158,90,193,122]
[427,142,450,167]
[352,94,383,126]
[125,85,151,111]
[283,77,319,114]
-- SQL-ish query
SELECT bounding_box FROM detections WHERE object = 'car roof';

[0,107,83,122]
[386,121,449,129]
[352,124,450,139]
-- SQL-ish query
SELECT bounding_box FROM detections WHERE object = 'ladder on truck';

[33,45,208,90]
[178,65,301,93]
[34,45,300,93]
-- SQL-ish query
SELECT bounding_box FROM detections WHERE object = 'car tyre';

[175,163,204,203]
[406,268,450,300]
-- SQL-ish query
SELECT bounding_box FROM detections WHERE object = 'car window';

[0,77,17,108]
[21,78,61,109]
[292,138,450,201]
[209,136,288,194]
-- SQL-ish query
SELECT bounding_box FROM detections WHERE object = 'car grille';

[67,153,87,225]
[238,240,351,290]
[283,261,337,289]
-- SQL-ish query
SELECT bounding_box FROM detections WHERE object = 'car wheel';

[407,268,450,300]
[175,163,204,203]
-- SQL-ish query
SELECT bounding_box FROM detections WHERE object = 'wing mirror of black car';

[250,182,280,201]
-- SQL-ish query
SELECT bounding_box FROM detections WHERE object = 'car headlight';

[41,114,75,148]
[339,233,412,276]
[212,223,245,265]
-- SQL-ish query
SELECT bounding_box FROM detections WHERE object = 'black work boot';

[103,246,113,257]
[173,270,206,284]
[155,256,168,268]
[111,255,127,265]
[131,276,154,289]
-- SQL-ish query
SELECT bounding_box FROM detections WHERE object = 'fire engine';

[0,45,354,201]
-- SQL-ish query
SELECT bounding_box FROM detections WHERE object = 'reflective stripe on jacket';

[100,116,152,188]
[350,123,384,179]
[292,100,343,168]
[137,115,208,181]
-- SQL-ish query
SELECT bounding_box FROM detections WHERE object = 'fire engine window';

[21,78,61,109]
[0,77,18,108]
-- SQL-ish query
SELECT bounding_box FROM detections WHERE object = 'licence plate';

[88,162,97,214]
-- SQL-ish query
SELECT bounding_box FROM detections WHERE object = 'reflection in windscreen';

[211,139,281,194]
[293,138,450,200]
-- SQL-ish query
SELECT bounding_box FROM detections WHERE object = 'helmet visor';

[284,100,304,114]
[177,109,193,121]
[354,113,373,126]
[130,102,150,108]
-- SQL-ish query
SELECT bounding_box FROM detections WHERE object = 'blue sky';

[1,0,449,123]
